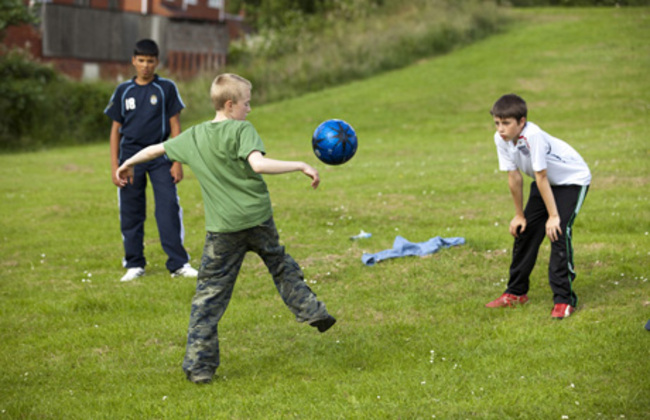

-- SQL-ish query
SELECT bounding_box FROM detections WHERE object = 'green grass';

[1,7,649,419]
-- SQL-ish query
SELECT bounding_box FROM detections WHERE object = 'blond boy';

[116,74,335,384]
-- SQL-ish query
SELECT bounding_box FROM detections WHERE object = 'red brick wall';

[167,50,226,78]
[122,0,144,14]
[91,0,121,9]
[2,24,41,57]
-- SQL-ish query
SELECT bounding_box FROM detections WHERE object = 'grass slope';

[1,7,649,419]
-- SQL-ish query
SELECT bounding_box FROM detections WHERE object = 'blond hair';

[210,73,252,110]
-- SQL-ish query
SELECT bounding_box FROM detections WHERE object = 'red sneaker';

[551,303,575,319]
[485,293,529,308]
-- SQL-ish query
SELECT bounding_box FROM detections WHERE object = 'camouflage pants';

[182,217,330,377]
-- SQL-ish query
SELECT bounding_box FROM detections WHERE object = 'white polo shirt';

[495,121,591,186]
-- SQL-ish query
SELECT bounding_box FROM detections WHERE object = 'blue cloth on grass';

[362,235,465,266]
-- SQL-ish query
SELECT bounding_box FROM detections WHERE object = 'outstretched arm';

[247,151,320,189]
[115,144,167,188]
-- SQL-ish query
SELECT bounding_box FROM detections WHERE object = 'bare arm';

[247,151,320,189]
[115,144,167,188]
[508,169,526,238]
[168,113,184,184]
[169,113,181,138]
[534,169,561,242]
[110,121,122,186]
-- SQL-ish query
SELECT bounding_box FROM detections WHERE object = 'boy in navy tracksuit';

[105,39,197,282]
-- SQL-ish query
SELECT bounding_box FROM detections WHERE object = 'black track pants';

[505,182,589,306]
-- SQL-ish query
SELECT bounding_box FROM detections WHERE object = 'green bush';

[38,79,114,146]
[0,51,57,149]
[222,0,505,106]
[0,51,113,150]
[502,0,650,6]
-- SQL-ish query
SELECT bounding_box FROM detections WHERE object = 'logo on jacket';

[150,94,158,106]
[516,136,530,157]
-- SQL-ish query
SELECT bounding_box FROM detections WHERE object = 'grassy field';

[1,7,649,419]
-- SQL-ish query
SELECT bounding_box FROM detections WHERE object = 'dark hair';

[133,39,159,57]
[490,94,527,121]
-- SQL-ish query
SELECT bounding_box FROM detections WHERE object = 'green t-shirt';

[164,120,273,233]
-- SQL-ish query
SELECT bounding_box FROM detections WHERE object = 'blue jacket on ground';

[362,236,465,266]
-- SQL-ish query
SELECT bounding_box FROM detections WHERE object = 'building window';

[208,0,223,8]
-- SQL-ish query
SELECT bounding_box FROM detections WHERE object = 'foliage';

[0,0,38,38]
[39,78,115,146]
[216,0,505,111]
[0,50,114,150]
[0,8,648,418]
[227,0,385,29]
[0,50,57,148]
[500,0,650,5]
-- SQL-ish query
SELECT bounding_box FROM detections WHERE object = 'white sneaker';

[171,263,198,278]
[120,267,145,282]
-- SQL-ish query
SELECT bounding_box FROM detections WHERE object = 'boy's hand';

[170,162,184,184]
[546,215,562,242]
[115,165,134,188]
[302,164,320,189]
[111,168,123,187]
[509,214,527,238]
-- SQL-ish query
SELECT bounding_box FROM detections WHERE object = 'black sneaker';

[310,315,337,333]
[186,371,213,384]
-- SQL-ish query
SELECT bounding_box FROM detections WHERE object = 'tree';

[0,0,38,40]
[233,0,384,30]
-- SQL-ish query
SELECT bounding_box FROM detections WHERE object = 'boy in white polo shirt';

[485,94,590,319]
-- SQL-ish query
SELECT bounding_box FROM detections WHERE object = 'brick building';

[2,0,248,80]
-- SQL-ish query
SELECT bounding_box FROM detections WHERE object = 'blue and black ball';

[312,119,358,165]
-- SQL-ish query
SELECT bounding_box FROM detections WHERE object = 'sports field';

[1,7,649,419]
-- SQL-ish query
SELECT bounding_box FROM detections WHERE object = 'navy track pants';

[118,156,189,272]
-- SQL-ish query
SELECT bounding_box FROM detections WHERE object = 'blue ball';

[312,119,358,165]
